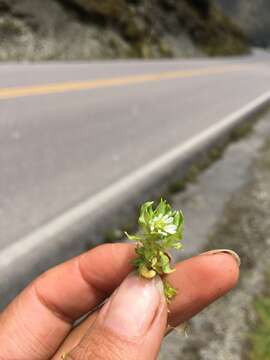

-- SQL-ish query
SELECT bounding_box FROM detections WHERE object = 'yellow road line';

[0,65,253,100]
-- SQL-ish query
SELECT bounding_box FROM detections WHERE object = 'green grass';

[229,122,253,141]
[249,274,270,360]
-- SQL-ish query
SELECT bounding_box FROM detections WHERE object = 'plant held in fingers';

[125,199,184,302]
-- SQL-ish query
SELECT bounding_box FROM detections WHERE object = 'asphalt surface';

[1,53,270,249]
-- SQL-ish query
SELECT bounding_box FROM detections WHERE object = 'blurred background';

[0,1,270,359]
[0,0,269,59]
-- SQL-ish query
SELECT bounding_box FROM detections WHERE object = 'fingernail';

[199,249,241,267]
[99,273,164,339]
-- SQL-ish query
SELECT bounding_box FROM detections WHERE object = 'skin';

[0,243,239,359]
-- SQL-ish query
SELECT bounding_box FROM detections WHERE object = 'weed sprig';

[126,199,184,302]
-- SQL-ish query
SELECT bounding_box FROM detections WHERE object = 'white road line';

[1,91,270,267]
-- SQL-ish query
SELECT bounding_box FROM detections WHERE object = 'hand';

[0,244,240,360]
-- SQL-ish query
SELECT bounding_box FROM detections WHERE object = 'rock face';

[0,0,248,61]
[218,0,270,47]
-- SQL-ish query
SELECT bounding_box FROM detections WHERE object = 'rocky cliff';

[0,0,248,61]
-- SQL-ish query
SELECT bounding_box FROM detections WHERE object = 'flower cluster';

[126,199,184,302]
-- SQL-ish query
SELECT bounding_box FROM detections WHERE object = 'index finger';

[0,243,135,360]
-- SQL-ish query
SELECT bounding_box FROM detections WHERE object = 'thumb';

[69,273,167,360]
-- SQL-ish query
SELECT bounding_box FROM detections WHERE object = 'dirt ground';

[159,111,270,360]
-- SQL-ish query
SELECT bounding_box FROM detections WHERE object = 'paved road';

[1,53,270,249]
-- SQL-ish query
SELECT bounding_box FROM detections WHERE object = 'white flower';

[149,213,177,235]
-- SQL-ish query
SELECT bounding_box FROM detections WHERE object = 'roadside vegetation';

[249,273,270,360]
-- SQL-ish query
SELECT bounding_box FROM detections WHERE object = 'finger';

[0,243,135,360]
[68,274,168,360]
[167,250,240,327]
[55,250,239,359]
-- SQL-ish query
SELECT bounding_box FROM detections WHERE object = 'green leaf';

[164,280,178,302]
[159,252,175,273]
[124,231,142,241]
[138,201,154,227]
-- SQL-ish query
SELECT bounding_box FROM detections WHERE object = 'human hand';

[0,244,240,359]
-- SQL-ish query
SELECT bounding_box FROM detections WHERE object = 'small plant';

[126,199,184,302]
